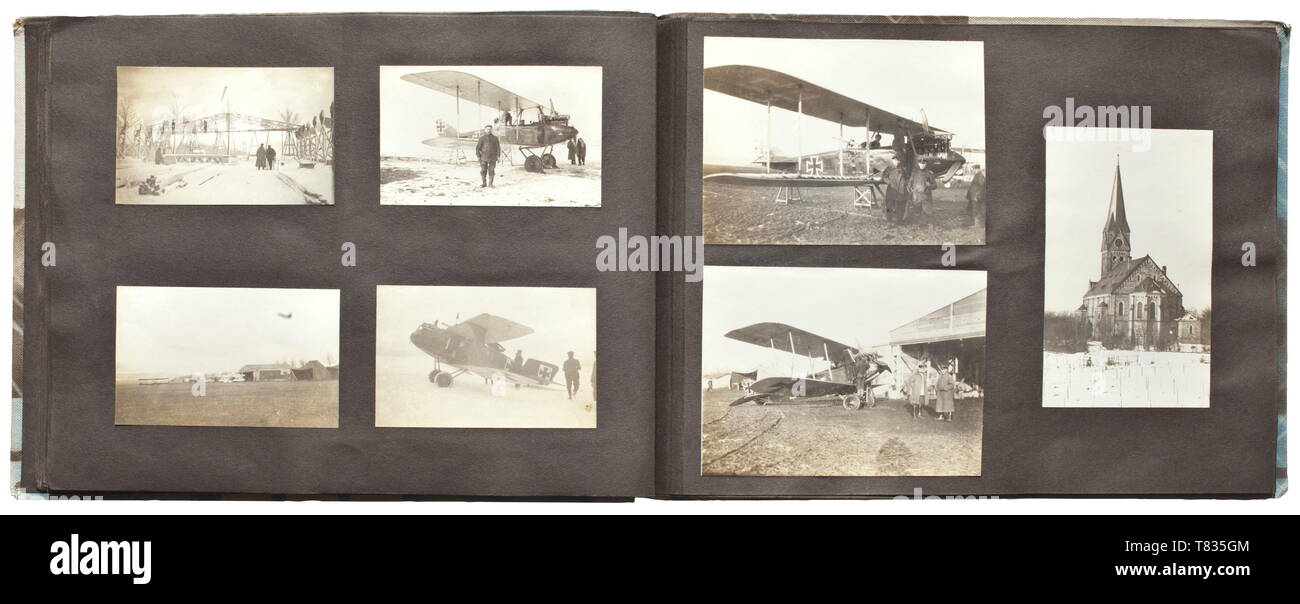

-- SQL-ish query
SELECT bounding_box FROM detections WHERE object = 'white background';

[1043,128,1213,312]
[2,0,1295,515]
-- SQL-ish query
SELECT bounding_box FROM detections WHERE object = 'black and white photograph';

[375,285,597,428]
[115,66,334,205]
[115,287,340,428]
[379,65,602,206]
[1042,128,1212,408]
[702,37,986,245]
[701,266,986,476]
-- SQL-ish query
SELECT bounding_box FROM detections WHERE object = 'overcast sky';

[1043,128,1212,313]
[703,37,985,166]
[116,287,340,376]
[117,67,333,127]
[376,286,596,369]
[379,65,602,157]
[702,266,986,375]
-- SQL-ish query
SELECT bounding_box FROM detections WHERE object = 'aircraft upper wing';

[724,322,857,361]
[703,65,950,136]
[400,70,544,115]
[448,313,535,344]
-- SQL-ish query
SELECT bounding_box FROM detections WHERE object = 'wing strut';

[823,342,833,380]
[787,330,797,378]
[796,88,804,176]
[765,92,772,174]
[838,112,845,177]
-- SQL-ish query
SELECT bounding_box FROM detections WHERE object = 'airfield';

[115,157,333,205]
[1043,350,1210,408]
[702,165,984,245]
[115,380,338,428]
[380,155,601,207]
[375,353,596,428]
[701,387,983,476]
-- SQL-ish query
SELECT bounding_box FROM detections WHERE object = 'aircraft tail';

[435,119,458,138]
[938,151,966,183]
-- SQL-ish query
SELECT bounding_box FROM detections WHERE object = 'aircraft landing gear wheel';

[541,153,557,169]
[524,155,544,173]
[428,369,442,383]
[843,394,863,411]
[435,372,454,388]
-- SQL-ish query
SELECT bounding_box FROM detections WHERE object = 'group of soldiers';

[474,118,588,188]
[871,155,986,229]
[902,361,959,422]
[566,137,588,166]
[254,144,278,170]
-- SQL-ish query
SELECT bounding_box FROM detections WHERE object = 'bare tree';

[279,109,300,126]
[116,95,138,158]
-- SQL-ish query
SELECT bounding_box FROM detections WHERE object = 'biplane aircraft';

[723,322,891,410]
[400,70,580,173]
[703,65,966,204]
[410,313,561,392]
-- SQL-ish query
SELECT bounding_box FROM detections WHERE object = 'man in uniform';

[904,362,929,420]
[562,351,582,400]
[908,160,936,223]
[475,124,500,188]
[935,363,957,422]
[965,164,985,227]
[576,137,587,166]
[877,157,908,224]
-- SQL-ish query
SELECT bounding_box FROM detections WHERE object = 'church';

[1077,160,1198,351]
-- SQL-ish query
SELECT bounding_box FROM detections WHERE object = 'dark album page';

[656,15,1282,498]
[21,12,658,497]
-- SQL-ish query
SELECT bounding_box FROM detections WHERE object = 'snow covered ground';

[115,157,333,205]
[1042,350,1210,408]
[375,353,596,428]
[379,155,601,207]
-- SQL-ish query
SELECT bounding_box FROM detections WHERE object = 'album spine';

[17,17,55,493]
[653,16,689,498]
[1273,24,1289,498]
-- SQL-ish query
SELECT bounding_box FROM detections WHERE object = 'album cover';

[14,12,1286,500]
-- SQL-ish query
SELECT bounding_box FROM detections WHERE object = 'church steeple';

[1100,157,1132,276]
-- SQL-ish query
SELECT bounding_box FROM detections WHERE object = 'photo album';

[14,12,1286,499]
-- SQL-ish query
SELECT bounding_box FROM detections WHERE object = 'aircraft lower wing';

[730,376,857,406]
[420,136,478,149]
[704,173,881,188]
[450,363,559,389]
